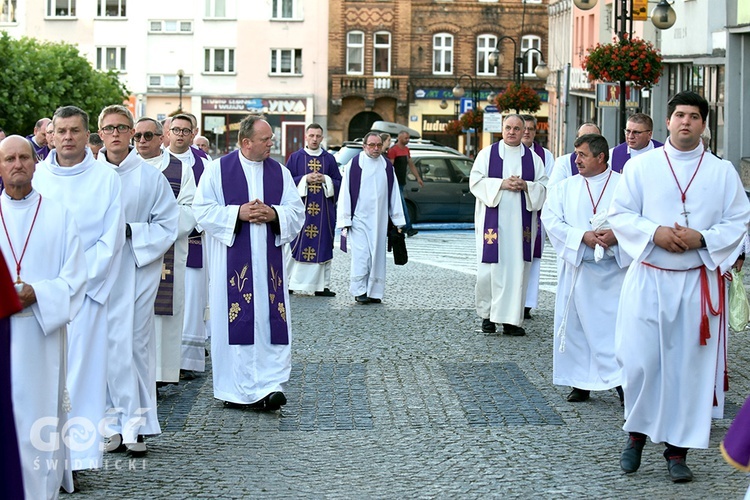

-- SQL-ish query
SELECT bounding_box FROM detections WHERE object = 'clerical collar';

[629,141,654,156]
[587,168,612,181]
[304,146,322,156]
[239,152,263,168]
[664,138,703,160]
[3,189,35,201]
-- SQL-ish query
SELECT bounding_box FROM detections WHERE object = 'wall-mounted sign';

[202,97,307,114]
[596,83,641,108]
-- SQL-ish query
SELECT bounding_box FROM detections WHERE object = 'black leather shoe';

[105,433,126,453]
[502,323,526,336]
[620,435,646,473]
[406,228,418,237]
[567,388,590,402]
[223,401,249,410]
[615,386,624,406]
[666,456,693,483]
[265,391,287,411]
[368,297,382,304]
[355,294,371,304]
[481,318,496,333]
[315,288,336,297]
[524,307,532,319]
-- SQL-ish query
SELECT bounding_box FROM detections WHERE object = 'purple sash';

[220,151,289,345]
[187,148,205,268]
[611,140,663,173]
[721,396,750,471]
[154,155,183,316]
[482,143,535,264]
[341,154,394,252]
[531,143,546,259]
[570,152,579,176]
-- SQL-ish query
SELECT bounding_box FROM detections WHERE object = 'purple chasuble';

[287,150,340,264]
[721,395,750,471]
[154,155,183,316]
[220,151,289,345]
[610,140,664,173]
[341,154,394,252]
[26,134,49,161]
[0,251,24,498]
[187,148,205,268]
[482,143,535,264]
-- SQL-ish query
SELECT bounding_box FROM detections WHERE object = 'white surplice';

[336,152,405,300]
[143,151,196,382]
[34,148,124,472]
[193,154,305,404]
[609,140,750,449]
[470,142,547,326]
[99,148,179,440]
[548,152,576,187]
[542,169,629,390]
[2,190,86,500]
[525,145,555,309]
[171,148,209,373]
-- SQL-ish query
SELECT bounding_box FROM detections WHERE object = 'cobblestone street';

[77,230,750,498]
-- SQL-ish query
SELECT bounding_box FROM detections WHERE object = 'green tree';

[0,32,129,135]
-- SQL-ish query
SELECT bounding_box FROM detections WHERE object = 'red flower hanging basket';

[583,35,663,88]
[494,83,542,113]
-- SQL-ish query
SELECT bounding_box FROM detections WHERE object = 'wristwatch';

[699,234,706,248]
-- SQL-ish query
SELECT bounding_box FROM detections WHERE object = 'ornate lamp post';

[452,74,477,156]
[177,69,185,112]
[574,0,676,142]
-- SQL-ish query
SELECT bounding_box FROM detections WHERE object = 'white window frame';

[477,34,497,76]
[204,47,235,74]
[96,46,126,72]
[521,35,542,76]
[433,33,453,75]
[149,20,193,33]
[373,31,391,76]
[97,0,125,17]
[346,31,364,75]
[47,0,76,17]
[270,48,302,75]
[271,0,299,20]
[1,0,17,23]
[148,74,192,89]
[205,0,233,19]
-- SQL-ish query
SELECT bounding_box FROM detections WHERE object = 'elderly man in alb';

[541,134,629,404]
[336,132,405,304]
[610,91,750,483]
[470,114,547,336]
[286,123,341,296]
[194,116,304,410]
[33,105,124,482]
[96,106,179,456]
[1,135,87,498]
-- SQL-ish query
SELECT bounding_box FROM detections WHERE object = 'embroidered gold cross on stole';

[307,202,321,216]
[307,158,322,172]
[161,263,172,280]
[484,228,498,244]
[523,226,532,243]
[308,183,322,194]
[304,224,319,238]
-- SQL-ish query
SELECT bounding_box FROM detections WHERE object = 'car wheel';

[406,201,417,224]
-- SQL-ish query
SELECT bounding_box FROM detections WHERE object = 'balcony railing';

[330,74,409,104]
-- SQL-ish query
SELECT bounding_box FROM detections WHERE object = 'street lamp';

[177,69,185,112]
[452,74,477,157]
[573,0,676,143]
[490,39,550,84]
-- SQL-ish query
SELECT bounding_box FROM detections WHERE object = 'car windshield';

[449,158,473,178]
[333,145,362,167]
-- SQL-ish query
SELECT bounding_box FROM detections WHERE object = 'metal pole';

[617,0,631,144]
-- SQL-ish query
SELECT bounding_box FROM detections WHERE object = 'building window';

[205,0,227,18]
[433,33,453,75]
[97,0,125,17]
[149,20,193,33]
[373,31,391,76]
[346,31,364,75]
[47,0,75,17]
[270,49,302,75]
[271,0,296,20]
[96,47,126,72]
[149,74,192,88]
[1,0,17,22]
[521,35,541,76]
[477,34,497,75]
[204,48,235,74]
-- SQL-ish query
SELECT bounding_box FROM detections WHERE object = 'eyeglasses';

[134,132,162,141]
[170,127,193,136]
[365,142,383,148]
[624,129,651,137]
[101,124,132,134]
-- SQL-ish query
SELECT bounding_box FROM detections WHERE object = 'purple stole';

[482,143,535,264]
[610,140,663,173]
[220,151,288,345]
[288,150,337,263]
[187,148,205,269]
[26,135,49,161]
[721,396,750,471]
[341,154,394,252]
[569,152,579,176]
[530,143,546,259]
[155,155,183,316]
[191,145,208,160]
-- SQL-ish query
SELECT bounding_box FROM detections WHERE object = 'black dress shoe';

[567,388,590,402]
[502,323,526,336]
[368,297,382,304]
[524,307,532,319]
[355,294,371,304]
[615,386,624,406]
[223,400,249,410]
[620,434,646,473]
[481,318,496,333]
[180,369,197,380]
[315,288,336,297]
[666,456,693,483]
[406,228,418,237]
[265,391,287,411]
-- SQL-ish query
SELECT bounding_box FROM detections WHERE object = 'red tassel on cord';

[724,372,729,391]
[699,314,710,346]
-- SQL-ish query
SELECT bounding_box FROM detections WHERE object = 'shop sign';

[202,97,307,114]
